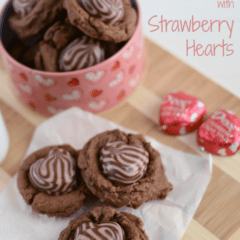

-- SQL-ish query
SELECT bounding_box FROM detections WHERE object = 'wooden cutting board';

[1,38,240,240]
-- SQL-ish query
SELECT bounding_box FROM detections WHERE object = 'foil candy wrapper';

[159,91,207,135]
[197,109,240,156]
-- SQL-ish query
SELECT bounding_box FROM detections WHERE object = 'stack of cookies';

[7,0,138,72]
[17,129,173,240]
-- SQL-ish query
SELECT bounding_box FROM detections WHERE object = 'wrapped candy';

[197,109,240,156]
[159,91,207,135]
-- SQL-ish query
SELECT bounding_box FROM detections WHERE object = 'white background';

[138,0,240,98]
[0,0,240,98]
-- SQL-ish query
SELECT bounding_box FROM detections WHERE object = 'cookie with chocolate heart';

[58,206,149,240]
[34,20,80,72]
[35,20,106,72]
[78,129,173,209]
[17,144,89,217]
[99,141,149,185]
[63,0,138,43]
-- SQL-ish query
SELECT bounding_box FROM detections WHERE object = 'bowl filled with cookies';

[0,0,145,116]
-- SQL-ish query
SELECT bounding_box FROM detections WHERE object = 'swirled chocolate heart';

[74,221,126,240]
[99,141,149,185]
[76,0,124,26]
[29,148,77,196]
[59,36,105,72]
[12,0,39,18]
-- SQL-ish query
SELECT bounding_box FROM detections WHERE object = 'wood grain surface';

[0,38,240,240]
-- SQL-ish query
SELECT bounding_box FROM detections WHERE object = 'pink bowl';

[0,1,145,116]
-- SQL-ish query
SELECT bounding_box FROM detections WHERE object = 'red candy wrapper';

[197,109,240,156]
[159,91,207,135]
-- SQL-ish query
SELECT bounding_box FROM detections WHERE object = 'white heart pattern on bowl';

[62,90,81,101]
[19,84,32,94]
[34,74,56,87]
[129,75,140,88]
[137,50,143,60]
[85,71,105,82]
[88,100,106,110]
[123,46,134,59]
[47,105,63,115]
[108,72,123,88]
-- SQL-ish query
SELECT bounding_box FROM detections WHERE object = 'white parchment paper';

[0,107,212,240]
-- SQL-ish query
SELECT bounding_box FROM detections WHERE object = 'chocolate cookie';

[78,129,173,209]
[63,0,138,43]
[35,19,106,72]
[17,145,88,217]
[9,0,64,40]
[34,20,81,72]
[58,206,149,240]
